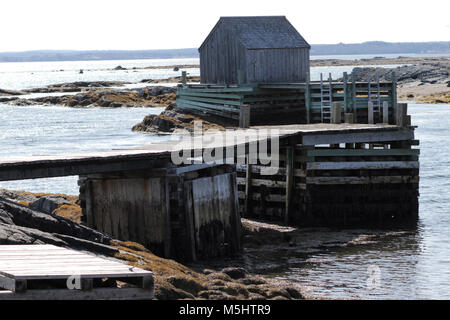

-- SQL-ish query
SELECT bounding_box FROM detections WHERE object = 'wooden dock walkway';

[0,244,154,300]
[0,123,414,182]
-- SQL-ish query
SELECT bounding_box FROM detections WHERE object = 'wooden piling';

[344,113,354,124]
[392,71,397,124]
[396,103,408,127]
[383,101,389,124]
[305,71,311,124]
[244,155,253,217]
[239,104,251,128]
[343,72,348,113]
[181,71,187,85]
[285,147,294,224]
[331,102,342,124]
[368,101,374,124]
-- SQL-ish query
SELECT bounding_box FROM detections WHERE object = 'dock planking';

[0,244,154,300]
[0,123,414,182]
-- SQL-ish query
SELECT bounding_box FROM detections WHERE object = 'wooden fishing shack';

[199,16,310,84]
[176,15,419,228]
[178,16,398,126]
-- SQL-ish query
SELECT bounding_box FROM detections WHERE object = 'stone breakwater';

[0,189,306,300]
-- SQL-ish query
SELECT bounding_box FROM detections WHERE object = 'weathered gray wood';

[301,128,415,145]
[183,181,197,262]
[331,102,342,124]
[0,287,154,300]
[199,17,309,84]
[368,101,374,124]
[383,101,389,124]
[307,161,419,170]
[285,147,294,223]
[244,158,252,216]
[239,104,251,128]
[344,113,354,124]
[396,103,408,127]
[0,275,17,292]
[306,175,419,185]
[181,71,187,85]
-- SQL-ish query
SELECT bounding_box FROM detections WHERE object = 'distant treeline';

[1,41,449,62]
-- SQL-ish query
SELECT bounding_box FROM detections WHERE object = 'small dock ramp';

[0,245,154,300]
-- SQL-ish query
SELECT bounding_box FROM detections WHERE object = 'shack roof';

[199,16,310,50]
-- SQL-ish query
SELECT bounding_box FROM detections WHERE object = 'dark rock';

[29,196,70,214]
[173,67,179,71]
[114,65,127,70]
[221,267,249,279]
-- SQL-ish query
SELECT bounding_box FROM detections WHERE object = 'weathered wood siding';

[199,19,310,84]
[200,28,246,84]
[246,48,309,83]
[187,173,241,259]
[81,165,241,262]
[89,177,169,255]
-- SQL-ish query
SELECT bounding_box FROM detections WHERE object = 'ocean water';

[0,57,449,299]
[264,103,450,300]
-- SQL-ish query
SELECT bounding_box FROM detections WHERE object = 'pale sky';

[1,0,449,52]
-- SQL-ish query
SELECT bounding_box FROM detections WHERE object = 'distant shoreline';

[1,41,449,63]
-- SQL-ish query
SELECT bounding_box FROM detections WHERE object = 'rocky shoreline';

[0,189,307,300]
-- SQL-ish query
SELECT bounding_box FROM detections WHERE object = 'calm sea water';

[0,57,449,299]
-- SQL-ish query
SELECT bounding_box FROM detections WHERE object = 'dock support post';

[239,104,251,128]
[396,103,408,127]
[244,154,252,217]
[392,71,397,124]
[285,147,294,224]
[305,71,311,124]
[383,101,389,124]
[343,72,348,113]
[344,113,355,148]
[331,102,342,124]
[181,71,187,85]
[368,101,374,124]
[344,113,354,124]
[352,74,357,120]
[82,179,94,228]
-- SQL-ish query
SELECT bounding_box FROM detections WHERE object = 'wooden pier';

[176,72,397,127]
[0,245,154,300]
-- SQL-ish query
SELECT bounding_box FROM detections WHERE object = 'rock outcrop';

[131,106,229,133]
[8,86,177,108]
[0,190,305,300]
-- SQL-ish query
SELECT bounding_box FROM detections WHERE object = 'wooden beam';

[285,147,294,224]
[306,175,419,185]
[305,71,311,124]
[0,287,154,300]
[368,101,374,124]
[306,161,419,170]
[244,155,252,217]
[396,103,408,127]
[331,102,342,124]
[301,129,415,145]
[239,105,251,128]
[306,148,419,157]
[383,101,389,124]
